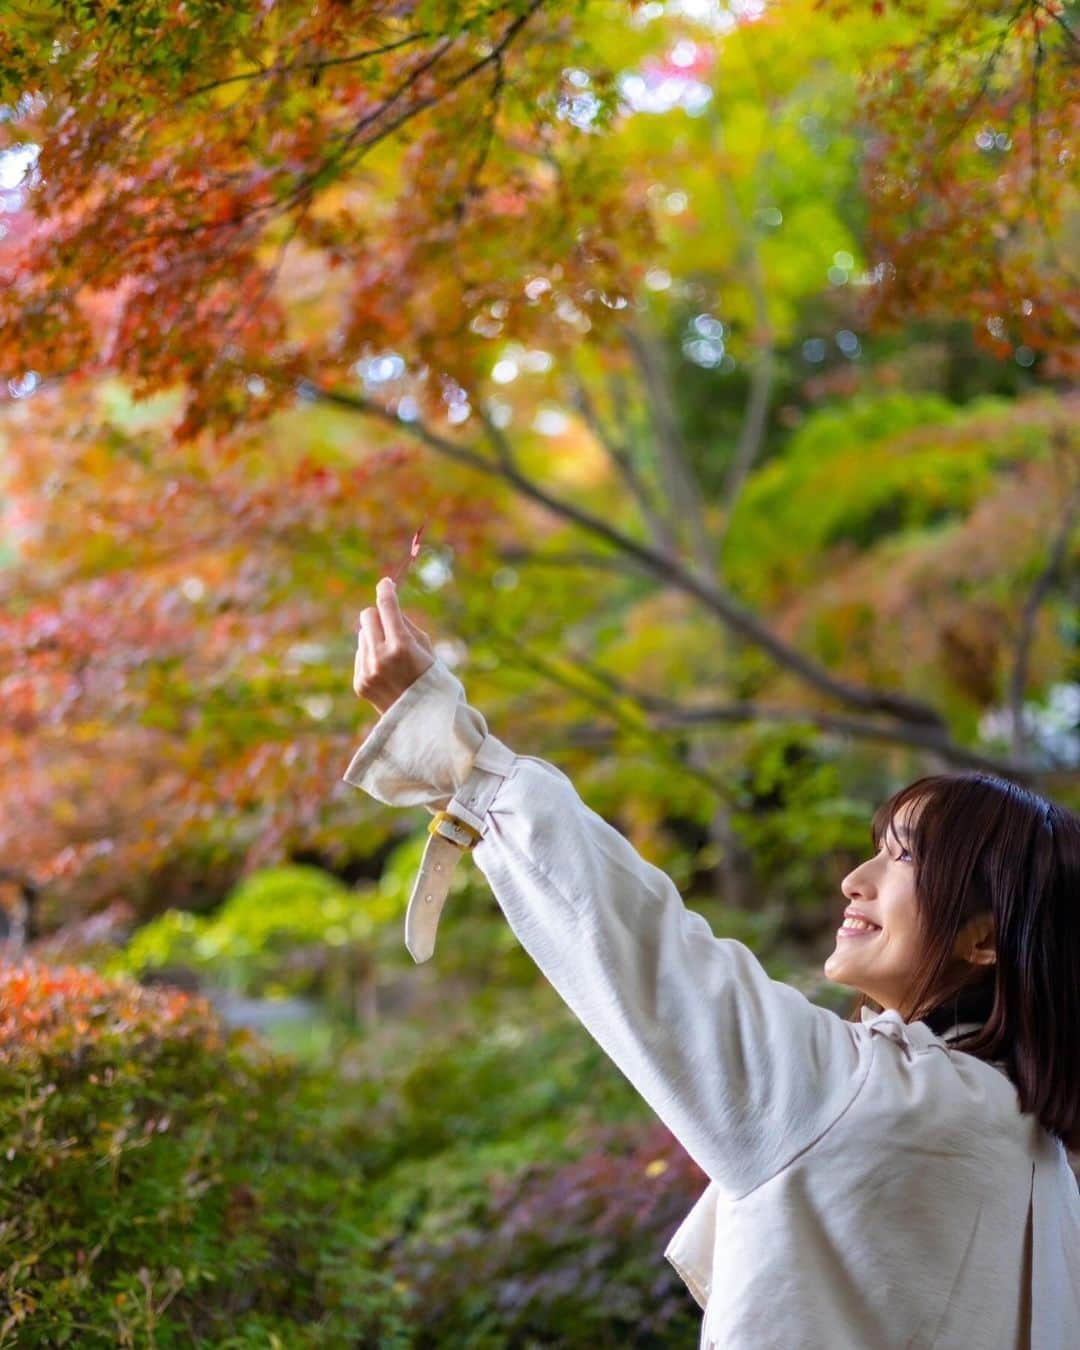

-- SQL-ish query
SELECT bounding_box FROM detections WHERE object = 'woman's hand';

[353,577,436,715]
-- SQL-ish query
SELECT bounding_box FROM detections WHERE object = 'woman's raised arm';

[344,582,872,1197]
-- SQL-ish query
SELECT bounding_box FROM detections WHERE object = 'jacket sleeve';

[343,658,872,1198]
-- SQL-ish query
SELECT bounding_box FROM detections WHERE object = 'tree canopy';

[0,0,1076,919]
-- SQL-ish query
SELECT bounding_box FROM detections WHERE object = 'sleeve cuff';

[341,657,513,812]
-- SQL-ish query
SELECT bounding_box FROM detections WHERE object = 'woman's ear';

[955,913,997,967]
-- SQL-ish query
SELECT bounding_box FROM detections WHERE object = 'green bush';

[722,392,1041,603]
[109,864,380,1000]
[0,962,409,1347]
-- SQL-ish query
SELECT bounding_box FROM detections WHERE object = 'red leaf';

[390,524,425,583]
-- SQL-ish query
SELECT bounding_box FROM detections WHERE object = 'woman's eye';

[897,847,912,863]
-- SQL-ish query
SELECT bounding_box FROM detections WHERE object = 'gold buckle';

[428,810,483,850]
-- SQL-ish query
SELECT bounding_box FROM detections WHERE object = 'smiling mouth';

[836,919,882,938]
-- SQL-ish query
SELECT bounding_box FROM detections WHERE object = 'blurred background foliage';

[0,0,1076,1341]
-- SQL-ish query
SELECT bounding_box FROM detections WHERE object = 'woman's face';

[823,800,923,1011]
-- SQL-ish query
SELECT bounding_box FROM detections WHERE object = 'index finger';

[375,576,407,641]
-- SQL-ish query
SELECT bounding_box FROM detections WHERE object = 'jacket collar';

[858,980,997,1051]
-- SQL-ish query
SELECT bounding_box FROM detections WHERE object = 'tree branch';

[305,380,949,731]
[620,323,716,579]
[546,634,1040,780]
[453,49,506,225]
[562,702,1046,781]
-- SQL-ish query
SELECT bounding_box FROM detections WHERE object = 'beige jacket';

[343,658,1080,1350]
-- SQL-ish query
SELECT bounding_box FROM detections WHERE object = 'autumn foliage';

[0,3,1076,932]
[0,961,409,1346]
[827,0,1080,374]
[394,1119,708,1345]
[0,6,1075,1343]
[0,0,657,439]
[0,960,198,1054]
[1,0,1074,436]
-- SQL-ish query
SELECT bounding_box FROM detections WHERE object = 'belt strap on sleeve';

[403,739,515,964]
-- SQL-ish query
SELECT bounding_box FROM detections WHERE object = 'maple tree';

[822,0,1080,376]
[0,0,1076,920]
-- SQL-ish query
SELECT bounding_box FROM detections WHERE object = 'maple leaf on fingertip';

[390,524,425,584]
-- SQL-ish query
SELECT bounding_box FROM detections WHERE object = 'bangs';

[870,776,947,853]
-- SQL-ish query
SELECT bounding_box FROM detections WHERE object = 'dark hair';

[847,772,1080,1151]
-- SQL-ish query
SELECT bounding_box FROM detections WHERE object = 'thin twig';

[174,33,430,106]
[1030,1,1045,215]
[1034,1,1080,53]
[621,324,715,579]
[475,402,518,471]
[932,0,1029,157]
[454,51,506,225]
[567,370,679,558]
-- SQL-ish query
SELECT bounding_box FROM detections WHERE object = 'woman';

[345,577,1080,1350]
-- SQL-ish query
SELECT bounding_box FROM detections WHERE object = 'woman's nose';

[841,861,875,903]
